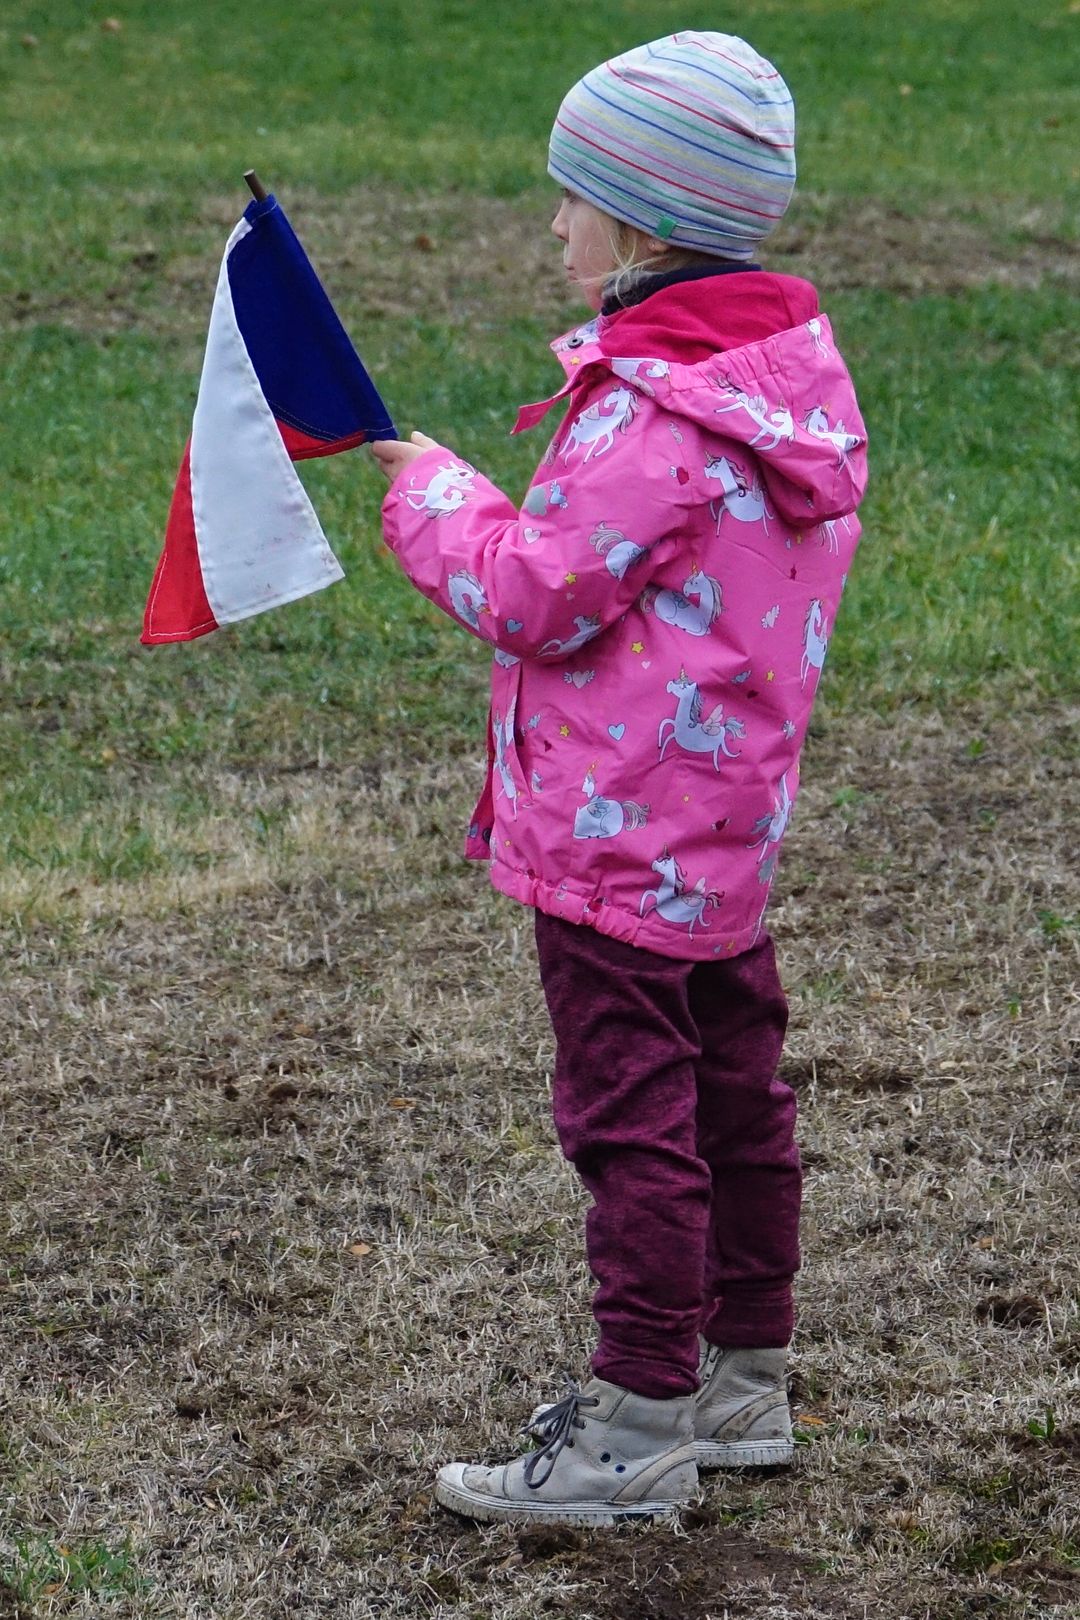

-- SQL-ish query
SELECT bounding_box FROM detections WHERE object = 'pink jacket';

[381,273,867,960]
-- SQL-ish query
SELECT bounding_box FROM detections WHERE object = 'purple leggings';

[534,912,801,1399]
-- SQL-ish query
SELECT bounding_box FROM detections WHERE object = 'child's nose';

[551,204,568,240]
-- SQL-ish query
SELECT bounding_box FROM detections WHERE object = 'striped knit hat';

[548,32,796,262]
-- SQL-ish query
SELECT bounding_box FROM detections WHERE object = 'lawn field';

[1,2,1078,1616]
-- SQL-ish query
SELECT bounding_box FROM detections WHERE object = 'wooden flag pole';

[244,170,268,202]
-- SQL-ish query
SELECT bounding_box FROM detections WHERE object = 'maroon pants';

[534,913,801,1399]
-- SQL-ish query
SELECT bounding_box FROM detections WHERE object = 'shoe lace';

[519,1370,600,1490]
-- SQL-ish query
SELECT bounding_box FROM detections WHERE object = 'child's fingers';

[368,433,439,483]
[367,443,403,484]
[369,438,406,469]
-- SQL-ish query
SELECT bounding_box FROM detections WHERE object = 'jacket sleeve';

[379,381,696,662]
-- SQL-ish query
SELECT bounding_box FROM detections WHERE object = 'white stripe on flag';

[190,219,345,628]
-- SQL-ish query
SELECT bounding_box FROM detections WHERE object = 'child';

[370,30,867,1527]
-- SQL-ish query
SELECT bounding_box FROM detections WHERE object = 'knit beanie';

[548,31,796,262]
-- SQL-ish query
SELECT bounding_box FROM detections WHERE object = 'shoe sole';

[434,1476,692,1526]
[694,1438,795,1469]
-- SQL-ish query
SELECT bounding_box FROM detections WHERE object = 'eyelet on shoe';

[615,1463,626,1473]
[600,1451,611,1463]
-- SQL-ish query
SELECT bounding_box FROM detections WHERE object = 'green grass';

[1,1532,149,1605]
[3,0,1077,201]
[0,0,1077,883]
[2,0,1078,304]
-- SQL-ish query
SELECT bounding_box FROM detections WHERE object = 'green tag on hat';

[655,214,677,239]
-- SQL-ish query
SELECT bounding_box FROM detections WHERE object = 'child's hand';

[369,431,440,482]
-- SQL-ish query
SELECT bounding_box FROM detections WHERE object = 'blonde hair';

[601,216,721,306]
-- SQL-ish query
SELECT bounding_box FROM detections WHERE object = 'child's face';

[551,189,618,311]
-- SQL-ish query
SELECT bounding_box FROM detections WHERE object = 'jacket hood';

[521,272,868,527]
[601,270,821,363]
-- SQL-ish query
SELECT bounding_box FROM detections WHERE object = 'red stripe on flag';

[277,421,374,461]
[141,440,219,645]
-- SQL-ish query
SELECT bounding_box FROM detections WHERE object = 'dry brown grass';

[2,699,1078,1618]
[4,187,1077,354]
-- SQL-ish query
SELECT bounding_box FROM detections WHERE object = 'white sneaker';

[435,1372,699,1526]
[694,1334,794,1468]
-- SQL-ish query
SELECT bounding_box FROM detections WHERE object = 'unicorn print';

[658,669,746,769]
[562,388,639,463]
[803,406,861,470]
[641,568,723,636]
[800,598,829,688]
[538,614,602,658]
[713,384,795,451]
[447,569,487,630]
[820,513,853,555]
[639,848,723,939]
[703,453,774,533]
[609,357,671,397]
[573,764,649,840]
[405,461,477,518]
[589,522,650,580]
[807,317,830,357]
[492,699,518,819]
[748,772,793,866]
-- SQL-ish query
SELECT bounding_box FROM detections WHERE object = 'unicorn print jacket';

[381,271,867,960]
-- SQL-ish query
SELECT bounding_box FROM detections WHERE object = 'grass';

[3,0,1078,206]
[1,1534,148,1608]
[2,710,1078,1619]
[1,3,1079,1617]
[3,265,1076,880]
[2,8,1078,883]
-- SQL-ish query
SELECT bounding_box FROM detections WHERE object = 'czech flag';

[142,191,395,644]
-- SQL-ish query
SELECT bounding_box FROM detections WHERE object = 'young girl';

[371,30,867,1527]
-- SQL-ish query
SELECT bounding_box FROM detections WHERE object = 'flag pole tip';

[244,170,269,202]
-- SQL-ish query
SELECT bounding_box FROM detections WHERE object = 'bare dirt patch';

[768,196,1080,295]
[5,188,1077,347]
[1,700,1077,1616]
